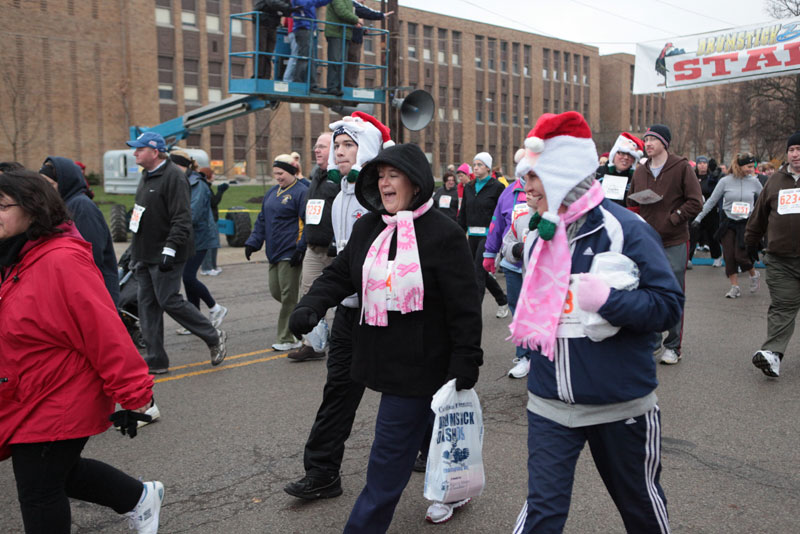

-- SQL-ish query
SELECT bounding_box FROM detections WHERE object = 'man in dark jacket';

[254,0,294,79]
[458,151,508,313]
[745,131,800,378]
[290,0,331,85]
[40,156,120,305]
[345,1,392,87]
[319,0,360,96]
[127,132,226,374]
[288,132,336,362]
[627,124,703,365]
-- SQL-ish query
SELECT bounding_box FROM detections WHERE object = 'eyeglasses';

[0,203,20,211]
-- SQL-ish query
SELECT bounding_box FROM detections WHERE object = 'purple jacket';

[484,177,527,262]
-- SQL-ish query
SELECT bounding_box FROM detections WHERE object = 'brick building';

[0,0,652,179]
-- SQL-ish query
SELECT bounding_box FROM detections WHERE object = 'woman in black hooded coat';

[289,143,483,533]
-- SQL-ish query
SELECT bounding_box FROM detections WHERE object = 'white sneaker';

[508,358,530,379]
[175,327,191,335]
[209,268,222,276]
[686,260,693,270]
[725,285,741,299]
[272,341,303,351]
[659,348,681,365]
[137,401,161,429]
[126,481,164,534]
[749,271,761,293]
[712,257,723,268]
[752,350,781,377]
[199,269,212,276]
[209,305,228,328]
[425,498,471,524]
[496,304,510,318]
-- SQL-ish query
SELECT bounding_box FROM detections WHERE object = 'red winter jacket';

[0,224,153,460]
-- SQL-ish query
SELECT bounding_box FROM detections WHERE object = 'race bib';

[778,188,800,215]
[730,201,751,217]
[512,202,529,219]
[601,175,629,201]
[468,226,488,236]
[438,195,452,209]
[305,199,324,225]
[556,275,587,339]
[129,204,145,233]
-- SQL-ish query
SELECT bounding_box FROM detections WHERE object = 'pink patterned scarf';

[361,198,434,326]
[508,182,605,360]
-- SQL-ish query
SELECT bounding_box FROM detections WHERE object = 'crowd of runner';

[2,111,800,534]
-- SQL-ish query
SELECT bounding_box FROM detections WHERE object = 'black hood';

[355,143,435,214]
[45,156,86,202]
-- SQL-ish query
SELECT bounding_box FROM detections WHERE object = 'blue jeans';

[505,267,533,361]
[282,31,298,82]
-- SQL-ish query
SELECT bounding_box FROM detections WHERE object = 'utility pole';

[383,0,401,143]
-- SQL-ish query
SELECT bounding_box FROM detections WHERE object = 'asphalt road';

[1,254,799,534]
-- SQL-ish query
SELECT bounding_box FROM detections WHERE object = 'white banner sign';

[634,18,800,94]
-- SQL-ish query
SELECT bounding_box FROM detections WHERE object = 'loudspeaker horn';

[392,89,435,131]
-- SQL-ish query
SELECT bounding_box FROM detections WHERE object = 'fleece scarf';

[508,181,605,360]
[361,198,434,326]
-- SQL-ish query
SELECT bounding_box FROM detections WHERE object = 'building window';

[451,31,461,66]
[500,41,508,72]
[563,53,569,83]
[452,88,461,121]
[584,56,590,85]
[542,48,549,80]
[181,11,197,26]
[230,0,243,34]
[501,92,508,124]
[438,86,447,120]
[208,61,222,102]
[524,44,531,76]
[210,134,224,160]
[158,55,174,100]
[453,143,461,164]
[438,28,447,64]
[584,103,589,122]
[513,95,519,124]
[630,64,635,91]
[234,135,247,161]
[206,14,220,32]
[554,96,560,114]
[573,54,580,84]
[184,58,199,101]
[487,38,496,70]
[425,142,433,164]
[155,0,172,26]
[206,0,219,14]
[407,23,418,60]
[474,36,483,69]
[524,96,530,125]
[512,43,519,75]
[476,90,483,122]
[423,25,433,61]
[488,91,495,123]
[553,50,560,81]
[543,96,549,114]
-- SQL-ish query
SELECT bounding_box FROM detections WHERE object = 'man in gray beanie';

[744,131,800,378]
[627,124,703,365]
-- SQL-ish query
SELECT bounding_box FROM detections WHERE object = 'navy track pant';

[514,407,670,534]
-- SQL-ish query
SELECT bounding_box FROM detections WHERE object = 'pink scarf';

[361,199,434,326]
[508,182,605,360]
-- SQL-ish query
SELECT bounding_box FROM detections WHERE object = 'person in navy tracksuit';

[510,112,684,534]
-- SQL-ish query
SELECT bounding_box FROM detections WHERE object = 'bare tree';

[0,66,42,162]
[766,0,800,17]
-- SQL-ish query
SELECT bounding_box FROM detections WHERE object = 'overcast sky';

[398,0,775,55]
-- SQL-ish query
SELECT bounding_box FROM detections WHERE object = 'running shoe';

[175,327,191,335]
[272,340,303,351]
[209,305,228,328]
[425,498,471,524]
[712,257,723,268]
[686,260,693,270]
[659,348,681,365]
[749,271,761,293]
[725,285,741,299]
[126,481,164,534]
[284,475,343,500]
[508,357,530,379]
[496,304,510,318]
[752,350,781,377]
[209,329,227,366]
[137,400,161,429]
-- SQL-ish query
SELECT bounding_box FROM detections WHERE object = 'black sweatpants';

[11,437,143,534]
[468,235,508,306]
[303,305,366,477]
[689,210,721,261]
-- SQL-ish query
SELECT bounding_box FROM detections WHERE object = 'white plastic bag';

[304,317,329,352]
[580,251,640,342]
[423,379,485,503]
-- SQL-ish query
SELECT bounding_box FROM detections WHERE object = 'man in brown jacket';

[744,131,800,378]
[628,124,703,365]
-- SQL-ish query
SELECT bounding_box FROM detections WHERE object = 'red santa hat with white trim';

[328,111,394,178]
[608,132,644,168]
[520,111,598,225]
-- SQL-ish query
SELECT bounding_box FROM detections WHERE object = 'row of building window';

[156,0,244,35]
[405,23,462,66]
[474,36,531,76]
[542,48,590,85]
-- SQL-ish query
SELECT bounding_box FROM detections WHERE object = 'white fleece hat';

[473,151,492,170]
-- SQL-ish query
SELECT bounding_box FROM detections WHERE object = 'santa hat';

[328,111,394,182]
[519,111,598,228]
[514,147,532,179]
[608,132,644,168]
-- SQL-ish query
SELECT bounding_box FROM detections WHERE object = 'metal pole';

[385,0,400,142]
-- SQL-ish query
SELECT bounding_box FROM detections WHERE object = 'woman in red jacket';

[0,170,163,534]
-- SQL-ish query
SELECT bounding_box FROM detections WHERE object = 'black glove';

[109,409,152,439]
[218,183,230,193]
[290,248,305,267]
[245,245,256,261]
[511,242,524,260]
[746,243,760,263]
[158,254,175,272]
[327,243,338,257]
[691,219,701,229]
[289,306,318,338]
[449,374,477,391]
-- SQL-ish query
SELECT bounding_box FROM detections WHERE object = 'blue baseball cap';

[127,132,167,152]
